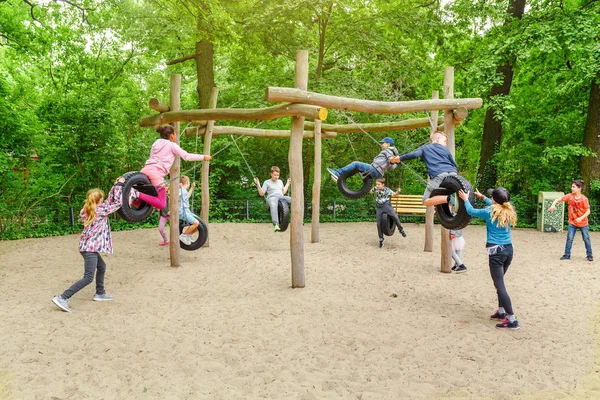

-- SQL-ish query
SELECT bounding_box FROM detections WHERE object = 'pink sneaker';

[158,241,169,247]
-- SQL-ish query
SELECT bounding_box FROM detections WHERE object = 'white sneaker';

[128,188,139,206]
[52,295,72,312]
[179,233,192,245]
[93,293,114,301]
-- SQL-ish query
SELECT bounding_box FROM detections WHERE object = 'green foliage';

[1,0,600,240]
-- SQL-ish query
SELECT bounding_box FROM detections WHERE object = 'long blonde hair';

[490,202,517,228]
[82,188,104,227]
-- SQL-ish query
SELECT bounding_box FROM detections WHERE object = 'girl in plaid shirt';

[52,176,125,312]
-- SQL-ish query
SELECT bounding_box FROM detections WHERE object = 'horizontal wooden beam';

[266,87,482,114]
[184,126,337,139]
[304,116,444,133]
[149,98,170,113]
[139,103,328,127]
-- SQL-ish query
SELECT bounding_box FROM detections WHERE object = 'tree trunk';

[476,0,526,190]
[581,71,600,192]
[316,2,334,80]
[196,39,215,109]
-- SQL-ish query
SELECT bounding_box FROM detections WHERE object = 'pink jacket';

[143,139,205,176]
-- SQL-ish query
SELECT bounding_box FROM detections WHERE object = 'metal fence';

[1,197,598,240]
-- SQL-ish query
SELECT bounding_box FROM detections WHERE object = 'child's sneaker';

[128,188,138,206]
[490,310,507,320]
[179,233,192,245]
[158,241,169,246]
[454,264,467,273]
[400,230,407,238]
[93,293,114,301]
[587,256,594,262]
[274,224,281,232]
[379,238,384,248]
[327,168,339,183]
[496,318,520,330]
[560,255,570,260]
[52,295,72,312]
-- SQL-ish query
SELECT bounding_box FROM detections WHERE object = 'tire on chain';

[117,171,154,223]
[379,213,396,236]
[277,198,291,232]
[430,174,474,230]
[337,169,374,199]
[179,215,208,251]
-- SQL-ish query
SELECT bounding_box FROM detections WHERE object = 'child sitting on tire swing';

[327,137,399,182]
[253,166,291,232]
[178,175,199,246]
[391,131,458,207]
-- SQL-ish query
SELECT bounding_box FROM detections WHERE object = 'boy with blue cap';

[327,137,399,182]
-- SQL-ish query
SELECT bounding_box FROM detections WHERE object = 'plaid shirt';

[371,186,394,206]
[78,184,123,255]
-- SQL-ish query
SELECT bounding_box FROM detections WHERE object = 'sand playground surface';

[1,222,600,399]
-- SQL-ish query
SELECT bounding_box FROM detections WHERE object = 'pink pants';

[158,215,169,242]
[139,166,167,209]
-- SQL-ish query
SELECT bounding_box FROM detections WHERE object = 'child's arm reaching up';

[253,177,266,197]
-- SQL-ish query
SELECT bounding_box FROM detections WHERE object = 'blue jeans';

[335,161,382,179]
[564,224,593,257]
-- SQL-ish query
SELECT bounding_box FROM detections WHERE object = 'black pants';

[487,243,514,315]
[62,252,106,299]
[376,203,404,240]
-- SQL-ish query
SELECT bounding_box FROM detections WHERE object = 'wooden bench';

[390,194,429,216]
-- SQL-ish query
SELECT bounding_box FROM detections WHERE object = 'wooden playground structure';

[138,50,483,287]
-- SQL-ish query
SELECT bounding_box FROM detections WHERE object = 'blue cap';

[379,137,394,145]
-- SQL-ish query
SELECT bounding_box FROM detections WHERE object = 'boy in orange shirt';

[549,179,593,261]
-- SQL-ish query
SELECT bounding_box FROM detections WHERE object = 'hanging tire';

[277,198,291,232]
[430,174,474,230]
[117,171,154,223]
[380,213,396,236]
[337,169,373,199]
[179,214,208,251]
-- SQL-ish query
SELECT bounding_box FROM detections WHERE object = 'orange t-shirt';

[561,193,590,228]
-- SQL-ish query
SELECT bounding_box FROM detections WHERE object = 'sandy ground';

[1,222,600,400]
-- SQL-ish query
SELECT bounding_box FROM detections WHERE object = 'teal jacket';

[464,198,512,245]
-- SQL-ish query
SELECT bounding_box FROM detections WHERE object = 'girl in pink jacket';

[135,125,211,210]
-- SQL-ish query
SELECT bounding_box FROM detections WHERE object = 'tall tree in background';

[581,70,600,192]
[476,0,526,190]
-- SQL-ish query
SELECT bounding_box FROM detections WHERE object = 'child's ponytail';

[82,188,104,226]
[490,202,517,229]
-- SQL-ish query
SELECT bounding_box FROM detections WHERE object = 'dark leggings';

[376,203,404,240]
[488,243,514,315]
[62,252,106,299]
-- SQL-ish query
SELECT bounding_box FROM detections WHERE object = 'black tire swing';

[277,198,291,232]
[379,213,396,236]
[429,174,474,230]
[337,169,374,199]
[118,171,156,223]
[179,214,208,251]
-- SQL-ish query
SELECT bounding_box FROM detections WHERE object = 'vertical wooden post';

[424,90,438,253]
[290,50,308,288]
[441,67,455,273]
[311,119,322,243]
[169,74,182,267]
[200,87,219,247]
